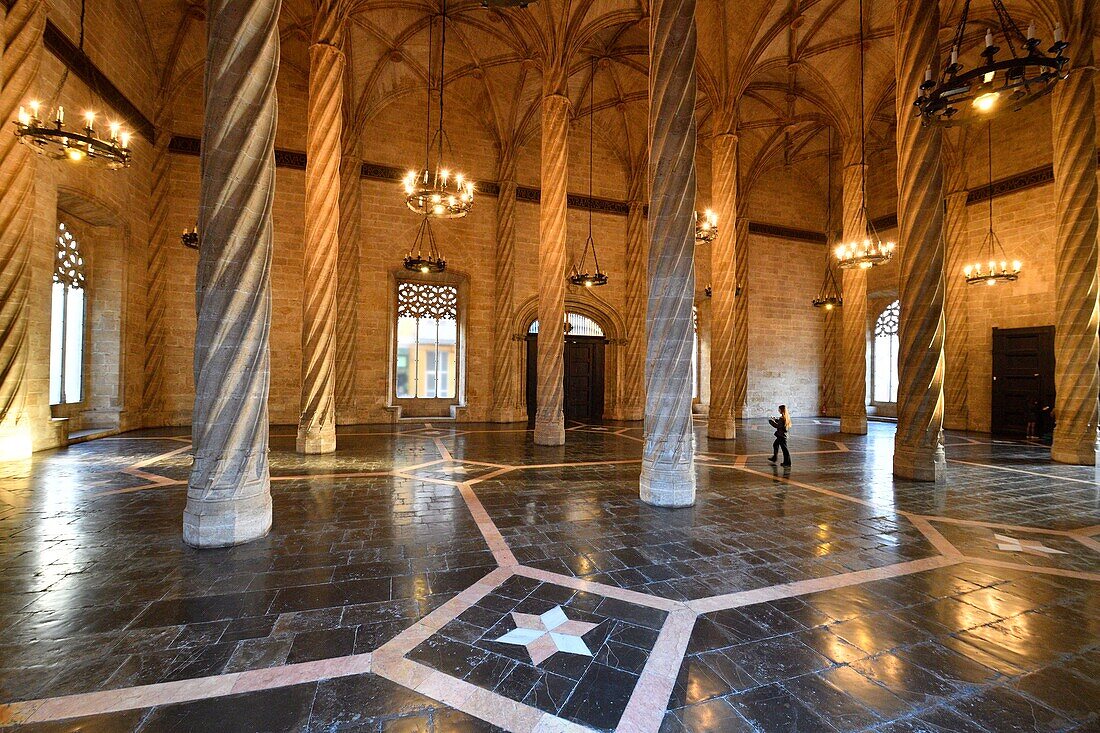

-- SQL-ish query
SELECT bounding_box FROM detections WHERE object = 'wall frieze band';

[172,132,1092,244]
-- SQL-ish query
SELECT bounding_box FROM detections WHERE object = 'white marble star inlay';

[492,606,599,665]
[445,465,475,474]
[994,533,1068,556]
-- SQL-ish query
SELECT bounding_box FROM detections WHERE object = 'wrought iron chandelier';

[814,129,842,309]
[695,209,718,244]
[835,0,894,271]
[404,217,447,273]
[568,59,608,288]
[13,0,132,169]
[965,121,1020,286]
[915,0,1068,126]
[403,0,474,219]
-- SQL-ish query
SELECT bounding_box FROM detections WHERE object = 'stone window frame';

[50,221,88,408]
[386,269,468,419]
[871,299,901,408]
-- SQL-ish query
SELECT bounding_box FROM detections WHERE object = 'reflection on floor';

[0,419,1096,732]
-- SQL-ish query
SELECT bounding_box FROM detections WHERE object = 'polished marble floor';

[0,419,1096,731]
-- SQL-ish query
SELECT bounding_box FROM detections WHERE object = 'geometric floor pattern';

[0,418,1097,731]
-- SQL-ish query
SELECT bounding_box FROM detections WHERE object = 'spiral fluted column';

[297,6,345,454]
[733,217,749,417]
[535,90,569,445]
[1050,0,1099,465]
[336,152,360,424]
[641,0,697,507]
[708,130,738,439]
[893,0,946,481]
[491,154,523,423]
[620,199,647,421]
[143,127,171,426]
[185,0,280,547]
[943,187,969,431]
[0,0,44,460]
[840,155,868,435]
[821,256,840,416]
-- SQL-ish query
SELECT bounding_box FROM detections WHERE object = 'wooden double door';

[991,326,1054,438]
[525,335,606,422]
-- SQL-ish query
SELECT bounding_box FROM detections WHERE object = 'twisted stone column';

[1050,0,1099,465]
[336,152,360,424]
[143,127,172,427]
[840,155,868,434]
[642,0,697,507]
[620,199,646,421]
[733,216,749,417]
[491,154,523,422]
[708,130,737,439]
[185,0,280,547]
[821,256,840,416]
[535,90,569,445]
[0,0,44,460]
[943,187,969,431]
[893,0,946,481]
[297,4,345,453]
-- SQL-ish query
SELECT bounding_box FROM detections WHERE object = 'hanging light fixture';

[403,0,474,219]
[916,1,1068,126]
[695,209,718,244]
[568,59,608,288]
[13,0,132,169]
[181,226,199,250]
[835,0,895,270]
[964,121,1021,286]
[814,129,843,309]
[404,217,447,273]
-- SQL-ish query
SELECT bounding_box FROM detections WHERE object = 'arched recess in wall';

[514,291,628,420]
[54,188,132,436]
[384,267,470,421]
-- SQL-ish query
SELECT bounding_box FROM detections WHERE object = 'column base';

[183,487,272,549]
[840,413,868,435]
[0,421,33,461]
[893,442,946,482]
[297,426,336,454]
[707,416,735,440]
[640,458,696,507]
[489,404,528,424]
[1051,428,1099,466]
[534,419,565,446]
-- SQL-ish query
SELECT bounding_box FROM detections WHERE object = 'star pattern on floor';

[491,605,599,665]
[994,533,1068,556]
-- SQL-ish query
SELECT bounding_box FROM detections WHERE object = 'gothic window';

[528,313,604,337]
[50,223,86,405]
[396,281,458,399]
[873,300,900,404]
[692,306,699,400]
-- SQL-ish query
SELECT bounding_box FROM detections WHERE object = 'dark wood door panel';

[992,326,1054,438]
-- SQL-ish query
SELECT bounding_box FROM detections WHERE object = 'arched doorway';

[525,313,607,422]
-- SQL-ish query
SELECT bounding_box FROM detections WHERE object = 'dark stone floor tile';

[674,698,757,732]
[139,682,317,732]
[557,662,637,731]
[286,627,356,664]
[12,710,149,732]
[782,671,882,731]
[728,682,839,733]
[819,665,912,720]
[309,673,440,731]
[950,686,1072,732]
[851,652,959,707]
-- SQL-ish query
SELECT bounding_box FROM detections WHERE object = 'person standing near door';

[768,405,792,467]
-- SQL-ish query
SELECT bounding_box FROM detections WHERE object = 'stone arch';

[514,291,629,420]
